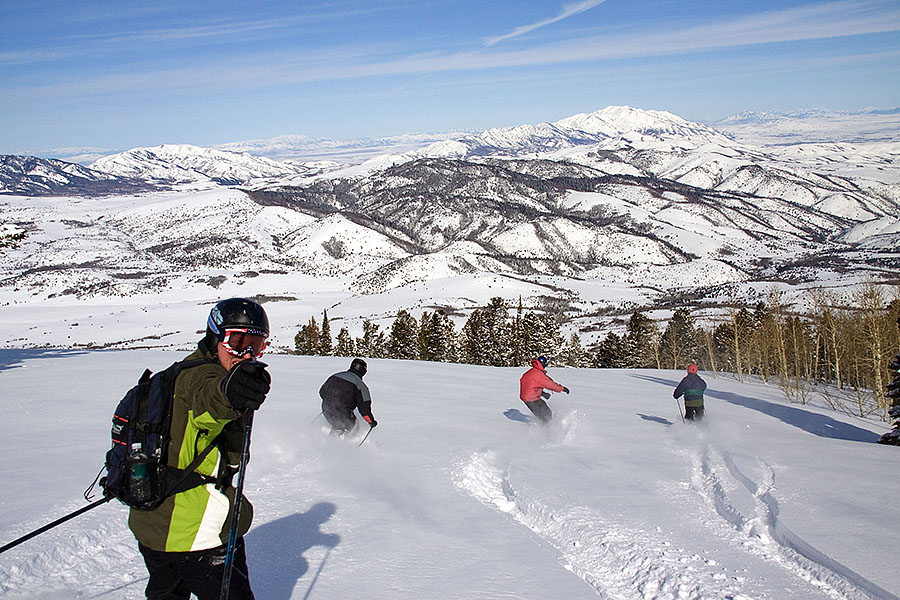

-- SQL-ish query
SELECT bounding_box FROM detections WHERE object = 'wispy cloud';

[5,0,898,100]
[483,0,607,46]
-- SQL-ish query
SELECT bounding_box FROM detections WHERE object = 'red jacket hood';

[530,358,545,371]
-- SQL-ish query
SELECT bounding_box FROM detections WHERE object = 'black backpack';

[98,358,219,510]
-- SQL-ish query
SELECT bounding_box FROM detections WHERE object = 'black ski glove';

[221,360,271,411]
[541,391,551,400]
[562,387,570,394]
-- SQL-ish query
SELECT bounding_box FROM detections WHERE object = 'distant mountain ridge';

[88,144,340,185]
[0,155,156,196]
[714,108,900,145]
[1,105,898,351]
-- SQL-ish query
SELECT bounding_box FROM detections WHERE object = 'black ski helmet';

[207,298,269,340]
[349,358,368,378]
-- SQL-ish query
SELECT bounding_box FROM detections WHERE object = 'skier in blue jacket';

[674,363,706,421]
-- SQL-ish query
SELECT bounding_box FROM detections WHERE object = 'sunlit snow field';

[1,350,896,599]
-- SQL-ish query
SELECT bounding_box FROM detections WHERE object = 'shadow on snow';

[630,374,880,444]
[0,348,91,372]
[503,408,533,423]
[246,502,340,600]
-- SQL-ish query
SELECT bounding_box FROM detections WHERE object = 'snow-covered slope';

[0,350,896,599]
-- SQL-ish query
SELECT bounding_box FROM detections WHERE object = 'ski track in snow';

[0,506,146,599]
[454,448,753,600]
[453,418,895,600]
[689,433,898,600]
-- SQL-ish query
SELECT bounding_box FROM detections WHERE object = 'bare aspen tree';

[765,289,795,401]
[855,282,889,416]
[727,302,745,382]
[701,325,719,377]
[811,288,843,389]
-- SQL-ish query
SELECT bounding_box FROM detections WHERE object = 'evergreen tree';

[659,308,698,370]
[622,311,659,368]
[459,309,487,365]
[879,316,900,444]
[294,317,320,355]
[418,310,457,362]
[417,310,434,361]
[521,311,564,363]
[562,332,592,367]
[388,309,419,360]
[438,310,459,363]
[713,307,754,381]
[335,327,356,357]
[508,297,527,367]
[319,310,334,356]
[483,297,511,366]
[356,320,386,358]
[595,332,626,368]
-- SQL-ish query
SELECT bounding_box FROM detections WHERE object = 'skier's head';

[534,356,548,368]
[349,358,368,378]
[687,363,699,374]
[206,298,269,363]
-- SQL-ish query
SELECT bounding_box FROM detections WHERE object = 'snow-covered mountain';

[217,131,474,163]
[1,106,899,351]
[89,144,342,185]
[0,155,156,196]
[415,106,734,160]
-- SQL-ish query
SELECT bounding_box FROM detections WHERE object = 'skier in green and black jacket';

[129,298,271,600]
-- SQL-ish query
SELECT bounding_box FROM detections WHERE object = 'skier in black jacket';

[319,358,377,435]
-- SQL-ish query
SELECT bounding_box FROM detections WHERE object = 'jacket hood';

[198,334,221,362]
[531,358,546,371]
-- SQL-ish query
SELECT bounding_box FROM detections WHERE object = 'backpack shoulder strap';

[160,357,222,496]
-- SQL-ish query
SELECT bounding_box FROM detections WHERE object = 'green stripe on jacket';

[128,344,253,552]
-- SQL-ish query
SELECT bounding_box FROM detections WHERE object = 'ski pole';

[357,426,374,448]
[310,411,323,425]
[675,397,685,424]
[0,496,112,555]
[220,409,255,600]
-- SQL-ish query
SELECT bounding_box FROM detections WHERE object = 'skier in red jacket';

[519,356,570,423]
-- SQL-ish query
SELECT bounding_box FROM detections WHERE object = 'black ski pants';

[685,405,704,421]
[138,538,254,600]
[523,398,552,423]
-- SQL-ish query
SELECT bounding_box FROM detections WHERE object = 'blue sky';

[1,0,898,155]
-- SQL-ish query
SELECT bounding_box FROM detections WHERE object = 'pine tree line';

[294,285,900,420]
[294,298,591,368]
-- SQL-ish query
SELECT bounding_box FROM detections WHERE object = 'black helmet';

[349,358,368,378]
[536,355,548,367]
[207,298,269,341]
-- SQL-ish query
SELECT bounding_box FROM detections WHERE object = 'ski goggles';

[221,328,268,358]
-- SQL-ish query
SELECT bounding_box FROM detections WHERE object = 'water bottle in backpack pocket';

[98,359,217,511]
[125,444,156,507]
